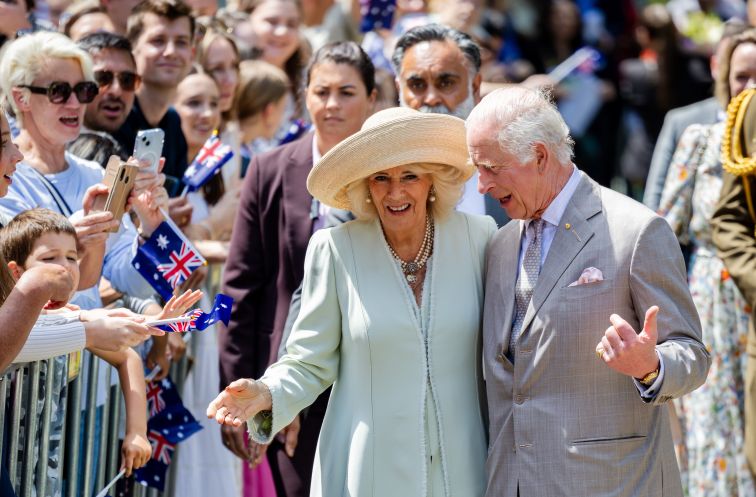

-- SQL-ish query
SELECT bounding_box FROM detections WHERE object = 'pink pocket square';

[568,267,604,287]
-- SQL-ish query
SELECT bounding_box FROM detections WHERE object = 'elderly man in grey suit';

[466,87,710,497]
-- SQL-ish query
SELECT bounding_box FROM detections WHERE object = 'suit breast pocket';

[559,279,613,301]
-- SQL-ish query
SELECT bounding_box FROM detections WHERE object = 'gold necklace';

[385,216,434,284]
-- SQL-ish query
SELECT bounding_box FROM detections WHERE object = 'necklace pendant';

[406,261,419,274]
[406,274,417,283]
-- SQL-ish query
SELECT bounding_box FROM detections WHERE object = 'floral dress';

[658,122,755,497]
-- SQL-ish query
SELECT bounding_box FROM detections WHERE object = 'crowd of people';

[0,0,755,497]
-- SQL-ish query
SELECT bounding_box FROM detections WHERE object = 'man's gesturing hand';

[596,306,660,380]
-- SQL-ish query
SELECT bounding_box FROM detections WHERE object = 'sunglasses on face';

[94,70,141,91]
[20,81,99,104]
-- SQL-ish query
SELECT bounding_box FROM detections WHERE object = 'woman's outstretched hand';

[207,379,273,427]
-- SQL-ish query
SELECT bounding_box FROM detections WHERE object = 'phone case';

[133,128,165,173]
[93,156,138,232]
[91,155,122,213]
[104,163,139,231]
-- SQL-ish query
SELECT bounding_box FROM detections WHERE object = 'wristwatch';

[639,367,660,386]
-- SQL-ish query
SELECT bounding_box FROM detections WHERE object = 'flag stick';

[145,365,162,383]
[146,316,194,327]
[95,469,126,497]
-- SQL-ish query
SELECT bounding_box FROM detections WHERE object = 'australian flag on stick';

[135,376,203,491]
[152,294,233,333]
[132,221,206,300]
[182,132,233,192]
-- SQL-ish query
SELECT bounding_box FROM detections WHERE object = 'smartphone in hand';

[133,128,165,173]
[93,155,139,232]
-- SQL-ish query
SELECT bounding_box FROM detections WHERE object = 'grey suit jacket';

[483,172,709,497]
[643,96,721,210]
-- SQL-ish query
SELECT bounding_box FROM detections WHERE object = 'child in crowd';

[2,208,151,476]
[1,208,201,477]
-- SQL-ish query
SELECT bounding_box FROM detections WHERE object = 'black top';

[113,97,188,196]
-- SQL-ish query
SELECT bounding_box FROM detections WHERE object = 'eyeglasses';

[20,81,99,104]
[94,70,141,91]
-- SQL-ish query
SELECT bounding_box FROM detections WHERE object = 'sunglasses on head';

[94,70,141,91]
[20,81,99,104]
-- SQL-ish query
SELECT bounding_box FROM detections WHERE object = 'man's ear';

[472,72,482,104]
[534,143,548,172]
[7,260,23,281]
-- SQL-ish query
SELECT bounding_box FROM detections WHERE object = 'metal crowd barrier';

[0,263,223,497]
[0,337,195,497]
[0,339,194,497]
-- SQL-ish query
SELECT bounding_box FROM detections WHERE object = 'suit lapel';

[519,174,602,333]
[282,133,316,271]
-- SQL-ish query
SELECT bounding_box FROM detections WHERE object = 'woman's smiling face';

[368,165,433,236]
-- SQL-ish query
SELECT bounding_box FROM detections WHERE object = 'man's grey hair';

[466,87,575,166]
[392,23,481,77]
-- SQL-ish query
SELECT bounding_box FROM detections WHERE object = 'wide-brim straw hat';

[307,107,474,210]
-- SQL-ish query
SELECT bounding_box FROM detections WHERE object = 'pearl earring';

[429,187,436,203]
[366,196,372,204]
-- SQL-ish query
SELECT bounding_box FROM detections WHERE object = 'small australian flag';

[154,294,233,333]
[132,221,206,300]
[182,133,233,192]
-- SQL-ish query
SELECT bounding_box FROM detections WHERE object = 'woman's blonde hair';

[0,31,94,127]
[345,163,467,221]
[236,60,290,122]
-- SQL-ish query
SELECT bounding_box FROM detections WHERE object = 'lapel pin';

[564,222,582,242]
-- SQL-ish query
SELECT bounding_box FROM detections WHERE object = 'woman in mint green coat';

[208,107,497,497]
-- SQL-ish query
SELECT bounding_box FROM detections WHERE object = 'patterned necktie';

[508,219,545,361]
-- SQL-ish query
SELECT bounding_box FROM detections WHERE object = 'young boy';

[1,208,152,477]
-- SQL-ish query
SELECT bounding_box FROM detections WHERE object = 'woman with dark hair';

[217,41,376,497]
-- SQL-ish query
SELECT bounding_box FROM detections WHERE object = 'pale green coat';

[250,212,497,497]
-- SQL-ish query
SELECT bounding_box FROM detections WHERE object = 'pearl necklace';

[385,216,434,285]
